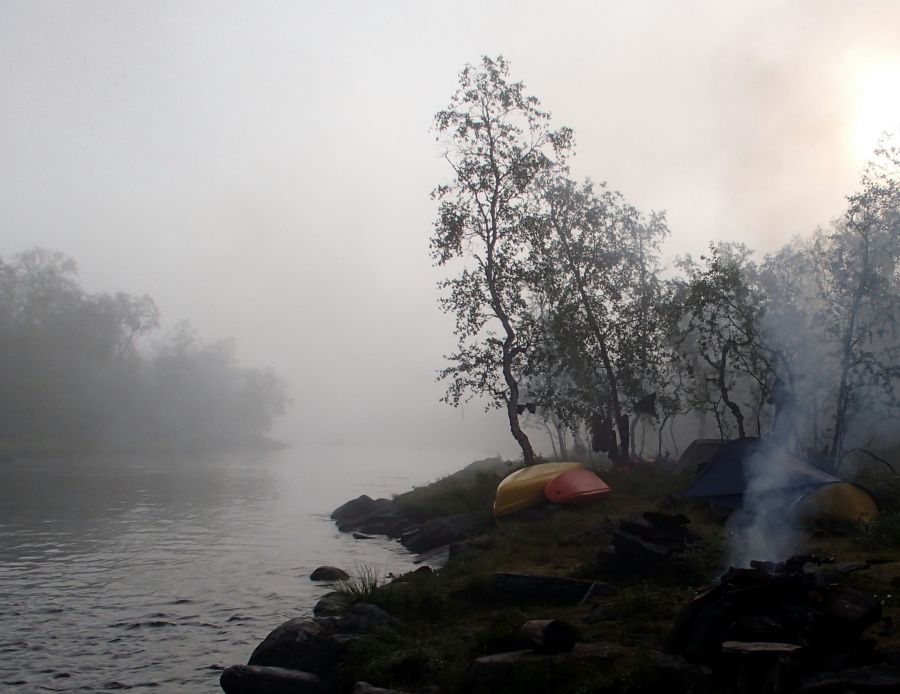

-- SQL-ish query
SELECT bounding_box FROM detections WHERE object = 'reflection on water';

[0,446,472,692]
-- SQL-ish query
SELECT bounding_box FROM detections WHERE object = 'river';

[0,444,480,692]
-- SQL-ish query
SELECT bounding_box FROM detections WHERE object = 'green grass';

[392,469,504,521]
[328,565,386,604]
[325,457,900,693]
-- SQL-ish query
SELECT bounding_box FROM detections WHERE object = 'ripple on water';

[0,449,430,692]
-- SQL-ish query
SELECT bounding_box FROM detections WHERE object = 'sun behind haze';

[1,0,898,457]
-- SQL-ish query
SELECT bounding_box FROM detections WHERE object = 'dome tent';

[681,437,878,526]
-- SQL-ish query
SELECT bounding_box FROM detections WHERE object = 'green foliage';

[432,55,575,463]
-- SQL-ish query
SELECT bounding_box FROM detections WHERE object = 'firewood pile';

[666,554,900,692]
[606,511,702,570]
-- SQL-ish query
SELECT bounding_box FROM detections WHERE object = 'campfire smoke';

[726,445,801,568]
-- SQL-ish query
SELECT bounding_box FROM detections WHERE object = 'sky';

[2,1,899,459]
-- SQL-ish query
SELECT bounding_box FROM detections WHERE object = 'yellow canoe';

[493,462,584,517]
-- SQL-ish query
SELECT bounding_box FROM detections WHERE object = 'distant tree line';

[0,248,288,455]
[432,56,900,473]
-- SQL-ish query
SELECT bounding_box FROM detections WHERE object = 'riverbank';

[223,457,900,693]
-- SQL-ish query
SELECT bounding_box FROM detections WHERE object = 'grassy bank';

[327,457,900,693]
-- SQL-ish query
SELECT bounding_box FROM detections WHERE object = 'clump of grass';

[329,565,386,605]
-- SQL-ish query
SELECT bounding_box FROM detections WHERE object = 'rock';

[310,566,349,581]
[583,603,618,624]
[579,580,617,602]
[335,602,400,634]
[331,495,380,523]
[797,663,900,692]
[518,619,577,653]
[611,530,672,567]
[351,683,409,694]
[648,653,712,691]
[643,511,691,527]
[464,643,630,692]
[401,512,494,555]
[352,532,374,539]
[313,591,349,617]
[247,618,343,674]
[819,585,882,646]
[220,665,326,694]
[486,573,599,604]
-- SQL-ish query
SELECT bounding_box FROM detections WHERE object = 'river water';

[0,445,477,692]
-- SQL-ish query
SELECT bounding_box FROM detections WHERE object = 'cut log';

[722,641,801,694]
[518,620,576,654]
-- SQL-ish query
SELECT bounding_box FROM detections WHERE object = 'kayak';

[493,462,584,517]
[544,468,611,505]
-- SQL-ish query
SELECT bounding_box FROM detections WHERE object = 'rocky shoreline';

[219,487,503,693]
[218,460,900,694]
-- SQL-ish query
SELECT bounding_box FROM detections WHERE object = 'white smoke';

[725,445,802,568]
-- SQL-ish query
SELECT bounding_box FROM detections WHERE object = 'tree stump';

[721,641,801,694]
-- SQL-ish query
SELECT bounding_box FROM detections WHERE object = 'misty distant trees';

[0,249,287,455]
[432,56,900,470]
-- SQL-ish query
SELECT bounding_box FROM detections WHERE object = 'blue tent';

[680,438,871,518]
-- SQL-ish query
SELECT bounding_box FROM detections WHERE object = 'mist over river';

[0,445,483,692]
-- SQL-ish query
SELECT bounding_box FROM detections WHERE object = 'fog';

[2,1,899,458]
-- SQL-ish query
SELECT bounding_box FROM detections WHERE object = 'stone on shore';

[220,665,326,694]
[247,618,343,674]
[401,512,494,555]
[336,602,400,634]
[310,566,350,581]
[313,591,349,617]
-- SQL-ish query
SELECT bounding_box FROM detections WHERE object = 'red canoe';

[544,469,611,505]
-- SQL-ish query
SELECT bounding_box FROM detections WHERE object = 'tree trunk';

[543,421,559,458]
[830,246,869,472]
[552,220,629,464]
[712,342,746,438]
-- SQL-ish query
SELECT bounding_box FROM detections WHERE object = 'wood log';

[722,641,801,694]
[518,620,576,654]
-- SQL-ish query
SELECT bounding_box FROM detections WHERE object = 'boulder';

[331,495,380,524]
[310,566,349,581]
[336,602,400,634]
[220,665,326,694]
[518,619,577,653]
[401,512,494,555]
[313,591,349,617]
[247,618,343,674]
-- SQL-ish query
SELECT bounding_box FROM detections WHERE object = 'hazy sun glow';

[850,59,900,160]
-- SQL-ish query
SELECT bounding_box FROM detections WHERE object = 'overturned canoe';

[493,462,584,517]
[544,468,611,505]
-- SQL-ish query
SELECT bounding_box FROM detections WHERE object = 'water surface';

[0,445,472,692]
